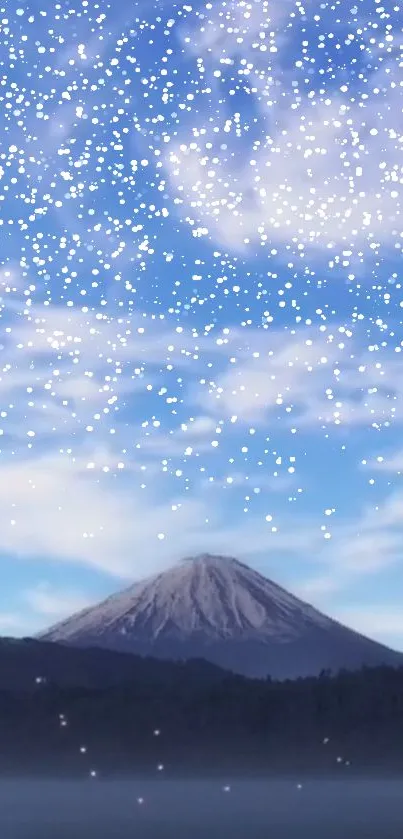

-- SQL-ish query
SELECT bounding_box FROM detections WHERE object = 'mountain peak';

[39,554,326,648]
[39,555,403,680]
[181,553,238,565]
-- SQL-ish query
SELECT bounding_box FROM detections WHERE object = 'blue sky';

[0,0,402,650]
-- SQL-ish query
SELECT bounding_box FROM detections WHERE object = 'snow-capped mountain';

[39,554,402,680]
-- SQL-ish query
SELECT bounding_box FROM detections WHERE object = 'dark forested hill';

[1,659,403,778]
[0,636,227,690]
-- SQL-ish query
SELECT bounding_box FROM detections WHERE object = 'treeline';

[1,662,403,777]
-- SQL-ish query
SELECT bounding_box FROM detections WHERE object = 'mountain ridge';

[38,554,403,680]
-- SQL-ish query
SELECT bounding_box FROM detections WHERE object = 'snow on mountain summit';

[39,554,402,680]
[39,553,331,644]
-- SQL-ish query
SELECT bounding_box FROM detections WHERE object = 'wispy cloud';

[166,1,401,259]
[369,449,403,474]
[197,324,402,429]
[0,432,401,594]
[22,581,93,619]
[0,297,223,447]
[0,279,402,646]
[0,585,95,638]
[136,416,217,458]
[0,612,29,635]
[292,490,403,599]
[1,300,403,591]
[9,298,397,451]
[336,607,403,643]
[0,449,206,576]
[201,471,295,493]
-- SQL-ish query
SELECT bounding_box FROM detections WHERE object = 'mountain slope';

[38,554,403,679]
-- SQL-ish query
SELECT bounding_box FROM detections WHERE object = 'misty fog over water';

[1,779,402,838]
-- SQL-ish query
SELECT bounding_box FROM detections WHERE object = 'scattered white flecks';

[0,0,401,775]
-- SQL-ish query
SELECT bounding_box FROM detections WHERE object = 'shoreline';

[1,769,403,782]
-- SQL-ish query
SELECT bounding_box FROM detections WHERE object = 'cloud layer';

[165,0,402,262]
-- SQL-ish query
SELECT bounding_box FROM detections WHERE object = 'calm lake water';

[1,779,402,838]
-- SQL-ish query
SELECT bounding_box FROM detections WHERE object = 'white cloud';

[10,299,401,439]
[198,324,403,429]
[370,450,403,474]
[166,1,401,258]
[167,93,401,254]
[0,450,207,576]
[0,443,284,580]
[0,437,402,639]
[0,612,29,635]
[11,299,401,451]
[0,263,27,293]
[201,330,339,422]
[1,439,399,584]
[291,490,403,601]
[137,416,217,457]
[336,607,403,642]
[22,581,93,619]
[180,0,297,60]
[0,298,225,446]
[0,584,98,637]
[0,299,402,615]
[202,471,295,493]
